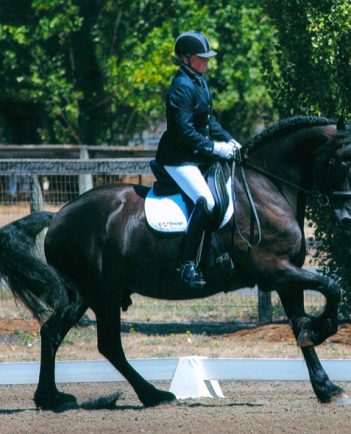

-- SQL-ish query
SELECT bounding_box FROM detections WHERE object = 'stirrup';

[215,252,235,274]
[177,261,206,289]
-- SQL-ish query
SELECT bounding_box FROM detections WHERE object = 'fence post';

[29,174,45,260]
[258,289,272,324]
[79,147,93,194]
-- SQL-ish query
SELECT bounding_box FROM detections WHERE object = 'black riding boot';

[177,197,211,289]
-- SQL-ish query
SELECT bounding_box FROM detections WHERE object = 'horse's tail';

[0,211,69,322]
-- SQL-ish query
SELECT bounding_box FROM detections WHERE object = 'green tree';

[260,0,351,317]
[0,0,275,144]
[261,0,351,117]
[207,0,278,139]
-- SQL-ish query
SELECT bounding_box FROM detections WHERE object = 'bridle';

[232,151,351,204]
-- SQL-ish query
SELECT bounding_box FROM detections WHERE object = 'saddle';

[145,160,233,233]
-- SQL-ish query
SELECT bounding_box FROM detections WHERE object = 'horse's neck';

[251,125,332,187]
[249,138,303,188]
[248,132,317,217]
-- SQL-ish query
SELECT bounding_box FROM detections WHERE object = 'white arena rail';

[0,358,350,384]
[1,357,350,399]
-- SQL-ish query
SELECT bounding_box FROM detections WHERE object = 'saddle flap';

[206,161,230,227]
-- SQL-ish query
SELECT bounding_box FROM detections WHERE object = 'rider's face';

[189,55,209,74]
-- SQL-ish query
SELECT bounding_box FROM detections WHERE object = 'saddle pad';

[145,177,234,233]
[145,190,189,232]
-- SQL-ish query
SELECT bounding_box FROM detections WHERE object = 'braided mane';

[247,115,334,152]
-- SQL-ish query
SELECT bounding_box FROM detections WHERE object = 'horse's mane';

[247,115,334,152]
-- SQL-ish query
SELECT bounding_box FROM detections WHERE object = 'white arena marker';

[169,356,224,399]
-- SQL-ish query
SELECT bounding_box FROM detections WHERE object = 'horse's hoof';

[34,390,78,411]
[141,390,177,407]
[331,393,351,405]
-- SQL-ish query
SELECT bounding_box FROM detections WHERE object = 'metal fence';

[0,145,326,324]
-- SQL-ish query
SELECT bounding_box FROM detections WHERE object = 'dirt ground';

[0,321,350,433]
[0,381,350,434]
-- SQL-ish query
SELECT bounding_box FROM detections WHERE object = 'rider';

[155,30,242,289]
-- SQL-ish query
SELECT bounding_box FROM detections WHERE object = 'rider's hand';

[229,138,242,151]
[213,141,236,160]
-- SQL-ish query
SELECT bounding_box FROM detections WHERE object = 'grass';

[120,292,260,323]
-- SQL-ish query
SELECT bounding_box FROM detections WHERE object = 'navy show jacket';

[155,66,233,166]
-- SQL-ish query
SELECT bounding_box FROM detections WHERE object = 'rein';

[232,155,351,203]
[229,147,351,250]
[232,156,310,195]
[231,151,262,249]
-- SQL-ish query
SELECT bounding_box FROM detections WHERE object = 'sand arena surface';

[0,381,350,434]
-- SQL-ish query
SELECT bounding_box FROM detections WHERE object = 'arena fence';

[1,358,351,387]
[0,149,326,324]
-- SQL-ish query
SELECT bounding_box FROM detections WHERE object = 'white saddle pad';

[145,177,234,233]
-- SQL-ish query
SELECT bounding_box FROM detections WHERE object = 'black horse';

[1,115,351,410]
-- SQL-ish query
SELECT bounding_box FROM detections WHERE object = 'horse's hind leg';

[34,298,88,410]
[95,249,176,407]
[277,289,348,403]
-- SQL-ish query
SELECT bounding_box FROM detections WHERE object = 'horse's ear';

[337,115,346,130]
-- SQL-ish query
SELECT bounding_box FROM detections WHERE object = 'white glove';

[213,141,236,159]
[229,138,242,151]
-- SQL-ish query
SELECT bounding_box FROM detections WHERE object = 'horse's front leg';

[95,248,177,407]
[277,289,349,404]
[275,265,340,346]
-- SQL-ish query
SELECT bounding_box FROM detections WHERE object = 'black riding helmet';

[175,31,217,59]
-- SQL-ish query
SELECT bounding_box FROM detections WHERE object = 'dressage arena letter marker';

[169,356,224,399]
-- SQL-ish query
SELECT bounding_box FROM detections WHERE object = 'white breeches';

[164,163,215,212]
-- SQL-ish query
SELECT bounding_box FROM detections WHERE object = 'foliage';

[260,0,351,117]
[0,0,275,144]
[207,0,278,138]
[260,0,351,316]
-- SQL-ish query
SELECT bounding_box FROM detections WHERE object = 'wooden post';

[79,147,93,194]
[258,289,272,324]
[29,174,45,260]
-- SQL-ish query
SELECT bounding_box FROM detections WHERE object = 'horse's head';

[248,115,351,228]
[322,117,351,228]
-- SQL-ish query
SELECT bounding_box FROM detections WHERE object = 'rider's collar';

[180,64,205,86]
